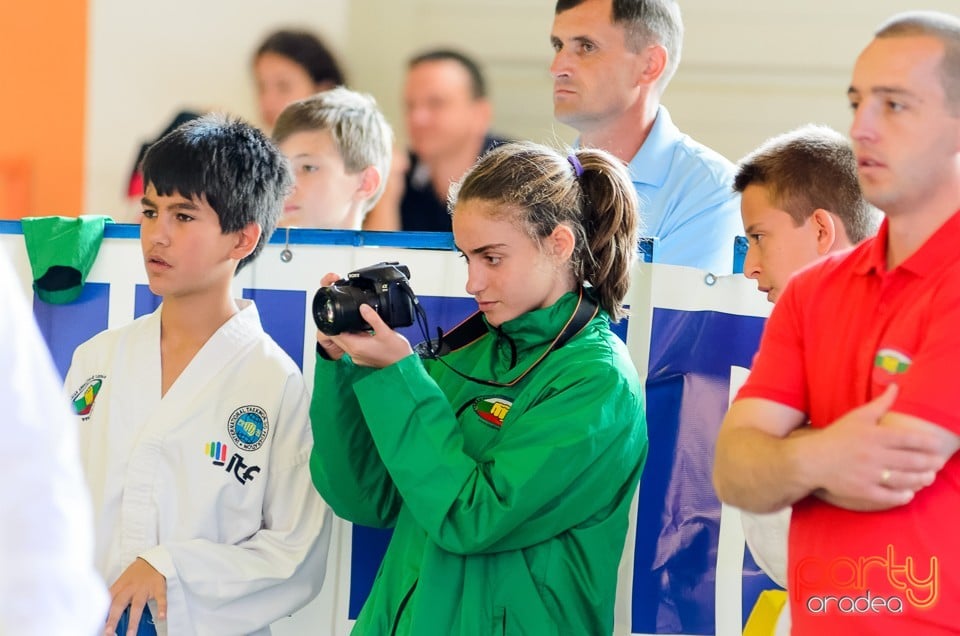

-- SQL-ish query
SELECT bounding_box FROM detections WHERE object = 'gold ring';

[881,469,892,485]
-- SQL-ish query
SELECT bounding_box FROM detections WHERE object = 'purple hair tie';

[567,154,584,178]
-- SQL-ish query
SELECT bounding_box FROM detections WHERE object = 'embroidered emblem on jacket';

[473,397,513,428]
[228,405,269,451]
[874,348,912,375]
[205,440,261,485]
[70,375,105,418]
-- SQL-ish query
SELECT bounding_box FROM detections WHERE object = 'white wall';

[669,0,960,163]
[84,0,349,220]
[85,1,959,219]
[343,0,572,150]
[85,0,960,220]
[347,0,960,163]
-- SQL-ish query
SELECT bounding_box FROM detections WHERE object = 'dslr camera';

[313,262,417,335]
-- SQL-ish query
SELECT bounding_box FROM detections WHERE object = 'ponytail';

[568,149,638,321]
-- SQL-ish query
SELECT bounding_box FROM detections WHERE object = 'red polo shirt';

[738,211,960,634]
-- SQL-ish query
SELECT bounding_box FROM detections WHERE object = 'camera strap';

[415,287,599,388]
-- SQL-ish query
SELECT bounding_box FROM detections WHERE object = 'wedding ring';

[881,469,892,486]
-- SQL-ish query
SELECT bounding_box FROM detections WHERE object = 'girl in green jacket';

[310,141,648,635]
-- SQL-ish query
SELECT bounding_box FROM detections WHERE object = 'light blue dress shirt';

[627,106,742,273]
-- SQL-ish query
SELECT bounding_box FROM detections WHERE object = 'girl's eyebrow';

[456,243,509,255]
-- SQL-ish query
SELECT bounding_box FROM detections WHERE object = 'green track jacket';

[309,291,648,635]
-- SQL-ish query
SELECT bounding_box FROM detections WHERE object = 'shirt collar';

[855,209,960,277]
[626,105,677,187]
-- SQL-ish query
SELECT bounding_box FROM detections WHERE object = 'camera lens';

[313,286,345,335]
[313,284,375,335]
[324,299,335,325]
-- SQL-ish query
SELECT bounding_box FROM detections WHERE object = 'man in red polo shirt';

[714,10,960,634]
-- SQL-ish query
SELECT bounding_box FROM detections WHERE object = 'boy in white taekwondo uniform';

[65,114,331,636]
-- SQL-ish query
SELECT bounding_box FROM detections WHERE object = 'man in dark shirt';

[366,49,507,232]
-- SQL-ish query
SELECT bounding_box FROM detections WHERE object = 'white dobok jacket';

[66,300,331,635]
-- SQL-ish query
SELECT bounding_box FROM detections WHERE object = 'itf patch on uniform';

[71,375,106,417]
[227,405,269,451]
[473,397,513,428]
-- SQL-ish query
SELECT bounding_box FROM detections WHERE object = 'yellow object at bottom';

[743,589,787,636]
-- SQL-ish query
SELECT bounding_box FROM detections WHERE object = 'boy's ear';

[230,222,263,261]
[354,166,382,202]
[810,208,838,255]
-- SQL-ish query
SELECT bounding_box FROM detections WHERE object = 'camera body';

[313,262,417,335]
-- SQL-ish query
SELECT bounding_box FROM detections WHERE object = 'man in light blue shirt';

[550,0,741,273]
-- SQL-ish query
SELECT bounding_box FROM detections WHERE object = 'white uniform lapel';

[159,299,262,406]
[117,300,263,569]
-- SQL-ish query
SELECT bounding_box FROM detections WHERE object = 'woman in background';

[253,29,346,130]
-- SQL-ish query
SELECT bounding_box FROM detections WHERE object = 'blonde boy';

[273,87,393,230]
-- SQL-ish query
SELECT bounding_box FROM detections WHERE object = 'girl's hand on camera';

[330,304,413,368]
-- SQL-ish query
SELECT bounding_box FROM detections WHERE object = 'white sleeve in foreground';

[0,248,108,636]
